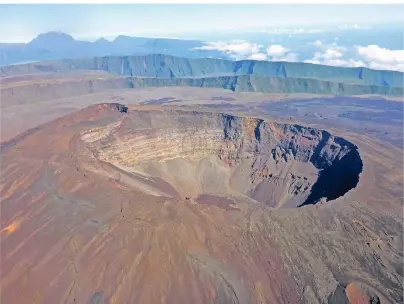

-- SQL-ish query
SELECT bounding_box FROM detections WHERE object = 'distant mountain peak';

[94,37,110,44]
[114,35,131,40]
[26,32,84,52]
[29,31,75,44]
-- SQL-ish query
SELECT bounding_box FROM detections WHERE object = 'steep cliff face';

[81,107,362,208]
[2,54,402,87]
[129,76,403,96]
[3,74,401,109]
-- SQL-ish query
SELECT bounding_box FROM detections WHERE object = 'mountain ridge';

[1,53,402,88]
[0,32,212,66]
[2,75,402,107]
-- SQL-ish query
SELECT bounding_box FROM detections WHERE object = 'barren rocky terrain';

[0,59,403,304]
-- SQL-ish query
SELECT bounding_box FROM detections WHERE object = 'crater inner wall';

[82,109,363,208]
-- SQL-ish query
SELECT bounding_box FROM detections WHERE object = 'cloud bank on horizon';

[193,40,404,72]
[194,42,299,63]
[191,24,404,72]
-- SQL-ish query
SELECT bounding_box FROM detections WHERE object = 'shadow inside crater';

[300,146,363,207]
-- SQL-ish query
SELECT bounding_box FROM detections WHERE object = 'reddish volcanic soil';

[345,282,384,304]
[0,103,403,303]
[0,104,300,303]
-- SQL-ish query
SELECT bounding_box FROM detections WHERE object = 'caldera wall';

[81,107,363,208]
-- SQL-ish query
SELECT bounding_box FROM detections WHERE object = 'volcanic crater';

[80,104,363,208]
[2,101,401,304]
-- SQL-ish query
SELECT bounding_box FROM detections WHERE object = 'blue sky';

[1,4,403,71]
[1,4,403,42]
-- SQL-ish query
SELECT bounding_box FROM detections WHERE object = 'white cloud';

[311,40,347,54]
[323,48,345,60]
[309,45,346,61]
[276,52,299,62]
[195,41,404,72]
[267,45,288,57]
[357,46,404,72]
[192,40,263,60]
[313,40,323,47]
[248,53,267,61]
[366,61,404,72]
[305,58,366,68]
[305,44,365,68]
[357,45,404,71]
[306,43,404,72]
[193,41,297,62]
[266,45,298,62]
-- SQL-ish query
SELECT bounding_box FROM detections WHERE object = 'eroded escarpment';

[81,106,363,208]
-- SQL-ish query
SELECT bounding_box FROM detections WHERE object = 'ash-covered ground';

[1,84,403,303]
